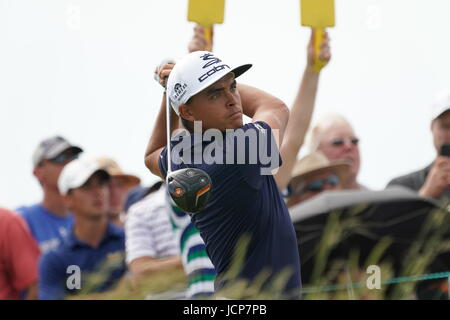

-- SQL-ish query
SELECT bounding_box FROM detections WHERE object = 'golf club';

[165,79,213,214]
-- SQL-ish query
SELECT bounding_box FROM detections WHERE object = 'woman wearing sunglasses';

[308,114,367,190]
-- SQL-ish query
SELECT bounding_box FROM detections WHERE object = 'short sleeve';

[125,202,158,264]
[158,147,168,179]
[6,214,40,292]
[232,121,282,189]
[125,191,179,264]
[386,175,417,191]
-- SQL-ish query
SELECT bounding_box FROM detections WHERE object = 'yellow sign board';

[188,0,225,25]
[300,0,335,27]
[300,0,335,72]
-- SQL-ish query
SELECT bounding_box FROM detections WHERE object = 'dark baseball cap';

[32,136,83,168]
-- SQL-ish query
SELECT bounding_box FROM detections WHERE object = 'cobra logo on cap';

[200,53,222,68]
[198,53,231,83]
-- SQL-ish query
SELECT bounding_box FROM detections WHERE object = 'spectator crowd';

[1,25,449,300]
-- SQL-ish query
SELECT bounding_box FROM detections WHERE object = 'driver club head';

[166,168,212,214]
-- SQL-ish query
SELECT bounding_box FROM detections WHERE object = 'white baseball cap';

[431,91,450,122]
[58,157,110,195]
[166,51,252,115]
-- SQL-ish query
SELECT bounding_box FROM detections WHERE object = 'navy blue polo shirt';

[38,222,126,300]
[159,121,301,298]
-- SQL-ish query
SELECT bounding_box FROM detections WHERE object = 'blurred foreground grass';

[70,202,450,300]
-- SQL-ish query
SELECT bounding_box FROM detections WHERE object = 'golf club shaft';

[166,92,172,174]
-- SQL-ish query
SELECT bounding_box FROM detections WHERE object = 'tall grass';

[301,202,450,300]
[68,202,450,300]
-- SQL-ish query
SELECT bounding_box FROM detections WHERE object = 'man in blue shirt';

[39,157,126,300]
[145,51,301,299]
[17,136,83,254]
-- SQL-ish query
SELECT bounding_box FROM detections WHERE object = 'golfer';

[145,51,301,299]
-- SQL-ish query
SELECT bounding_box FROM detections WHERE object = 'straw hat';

[96,157,140,189]
[290,151,351,184]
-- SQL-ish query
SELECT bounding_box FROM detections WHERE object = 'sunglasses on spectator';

[48,152,79,164]
[329,137,359,147]
[303,175,340,193]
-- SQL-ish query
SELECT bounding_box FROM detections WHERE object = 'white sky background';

[1,0,449,209]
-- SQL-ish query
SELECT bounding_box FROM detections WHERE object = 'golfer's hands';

[188,25,213,53]
[419,156,450,199]
[154,59,175,89]
[307,28,331,72]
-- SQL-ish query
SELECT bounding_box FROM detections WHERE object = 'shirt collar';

[67,222,124,249]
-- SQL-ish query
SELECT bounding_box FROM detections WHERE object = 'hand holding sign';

[188,0,225,51]
[301,0,335,72]
[188,25,212,53]
[307,29,331,71]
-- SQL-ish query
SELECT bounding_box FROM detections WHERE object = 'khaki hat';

[96,157,141,189]
[290,151,351,184]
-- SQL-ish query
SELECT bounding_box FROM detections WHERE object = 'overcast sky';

[1,0,450,209]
